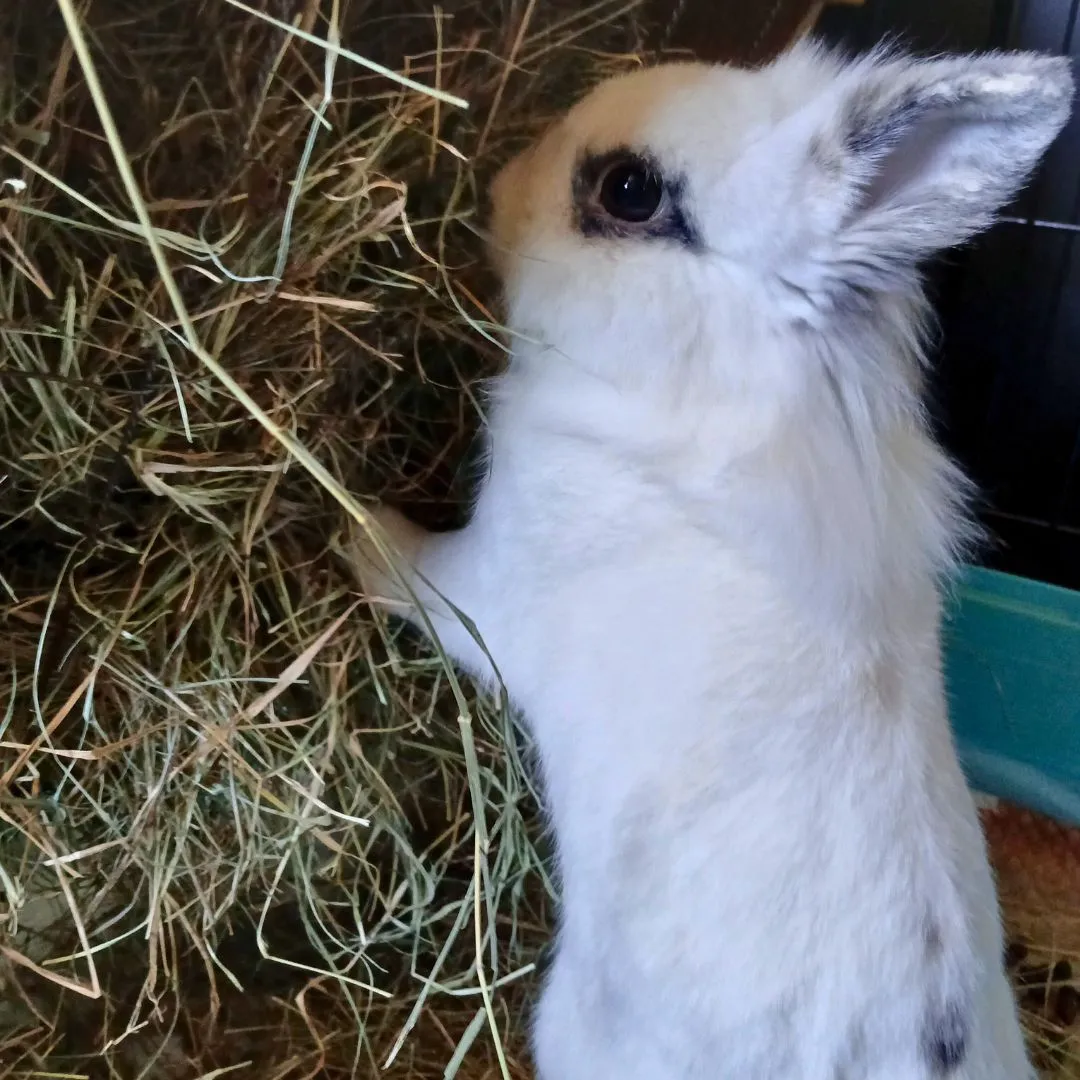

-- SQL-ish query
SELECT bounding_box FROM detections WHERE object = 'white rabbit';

[352,40,1073,1080]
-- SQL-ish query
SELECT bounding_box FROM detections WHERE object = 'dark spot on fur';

[834,1017,868,1078]
[924,918,944,959]
[922,1000,969,1075]
[572,146,702,250]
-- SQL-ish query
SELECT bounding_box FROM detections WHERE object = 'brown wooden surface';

[643,0,864,66]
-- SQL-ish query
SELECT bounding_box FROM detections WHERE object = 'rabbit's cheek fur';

[361,40,1074,1080]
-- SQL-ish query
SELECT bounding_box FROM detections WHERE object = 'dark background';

[818,0,1080,590]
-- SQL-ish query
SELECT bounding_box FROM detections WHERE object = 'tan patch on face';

[489,145,532,251]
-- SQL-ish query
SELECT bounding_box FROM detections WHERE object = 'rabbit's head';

[489,42,1072,398]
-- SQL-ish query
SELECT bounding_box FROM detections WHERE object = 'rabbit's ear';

[804,49,1073,299]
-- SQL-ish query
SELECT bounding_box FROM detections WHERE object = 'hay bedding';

[0,1,1077,1077]
[0,1,639,1074]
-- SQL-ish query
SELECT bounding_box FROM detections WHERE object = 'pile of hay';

[0,1,641,1075]
[2,2,1079,1078]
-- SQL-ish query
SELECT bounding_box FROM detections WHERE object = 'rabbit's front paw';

[345,505,428,610]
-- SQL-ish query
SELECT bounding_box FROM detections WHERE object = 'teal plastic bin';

[945,566,1080,826]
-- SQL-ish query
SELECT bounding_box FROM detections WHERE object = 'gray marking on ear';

[843,90,927,157]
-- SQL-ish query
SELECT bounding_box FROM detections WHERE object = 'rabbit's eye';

[597,159,664,223]
[573,147,698,248]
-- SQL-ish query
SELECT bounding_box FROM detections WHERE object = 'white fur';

[352,40,1073,1080]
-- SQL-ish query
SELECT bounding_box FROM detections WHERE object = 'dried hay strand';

[1,2,1078,1078]
[0,0,643,1075]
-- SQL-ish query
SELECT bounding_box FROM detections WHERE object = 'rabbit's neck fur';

[490,289,971,655]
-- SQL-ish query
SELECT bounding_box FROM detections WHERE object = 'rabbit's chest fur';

[463,364,1024,1079]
